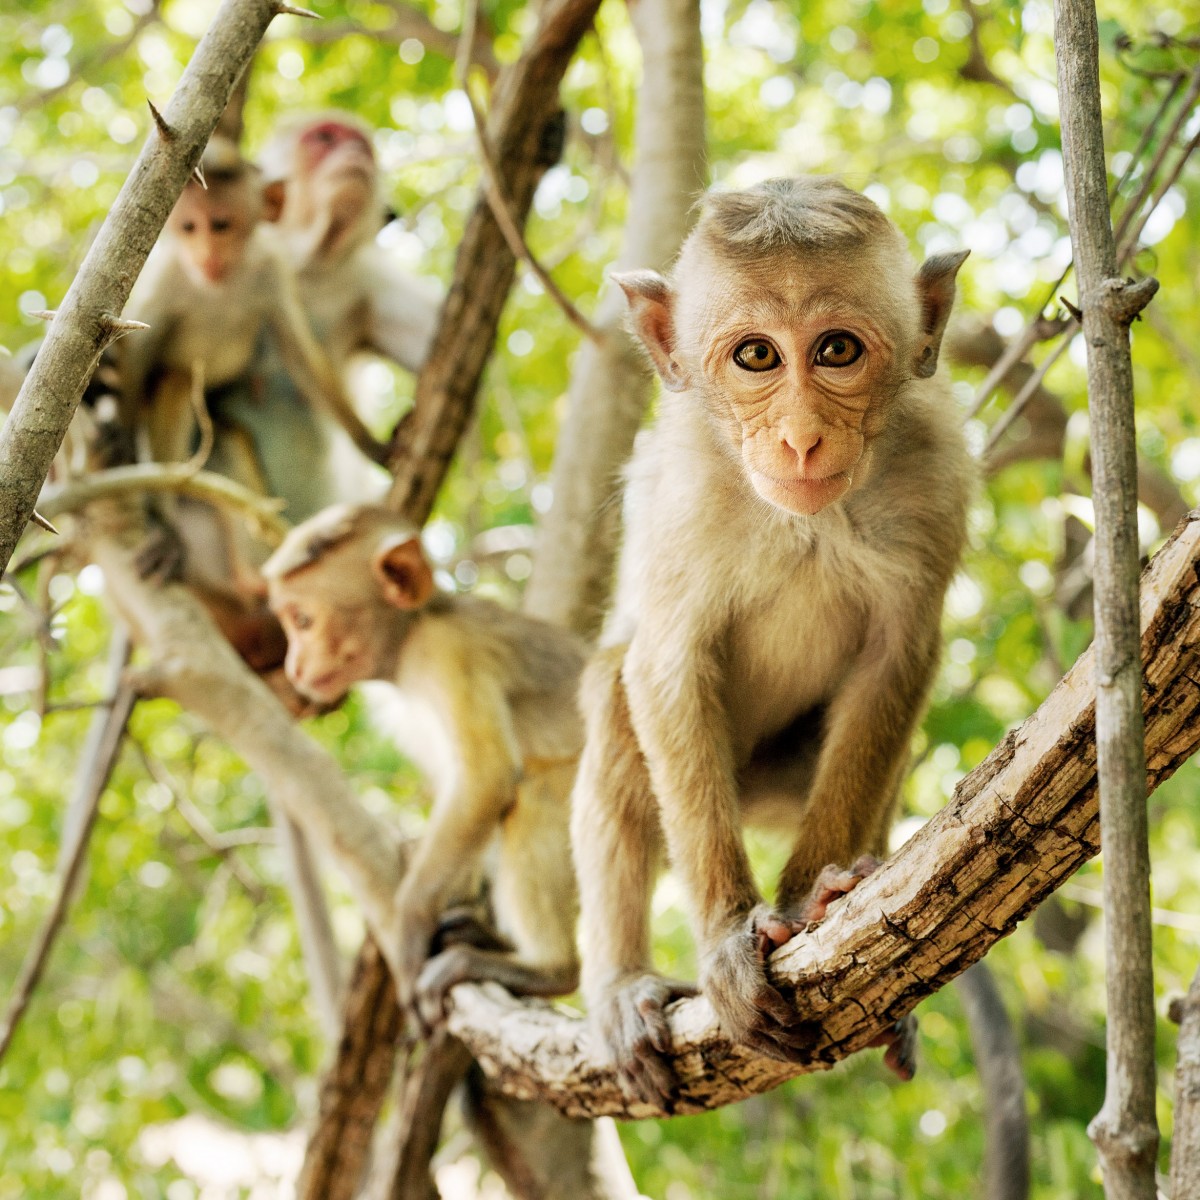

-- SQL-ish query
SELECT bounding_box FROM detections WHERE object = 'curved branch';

[441,511,1200,1119]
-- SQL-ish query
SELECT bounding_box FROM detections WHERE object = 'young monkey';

[261,503,585,1024]
[572,177,974,1104]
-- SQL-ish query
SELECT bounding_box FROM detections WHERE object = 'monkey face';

[270,590,381,705]
[168,183,256,287]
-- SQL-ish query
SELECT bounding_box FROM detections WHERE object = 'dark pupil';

[829,339,846,356]
[753,344,769,360]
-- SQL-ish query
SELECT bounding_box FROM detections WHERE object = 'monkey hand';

[700,906,814,1064]
[794,855,883,923]
[867,1013,918,1081]
[589,972,698,1108]
[394,896,441,1031]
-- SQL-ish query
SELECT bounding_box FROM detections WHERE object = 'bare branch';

[1055,2,1160,1194]
[1169,967,1200,1196]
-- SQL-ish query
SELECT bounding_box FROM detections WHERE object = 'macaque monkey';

[571,177,973,1104]
[261,503,584,1020]
[259,112,442,372]
[121,135,389,474]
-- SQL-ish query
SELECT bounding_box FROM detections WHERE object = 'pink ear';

[371,536,434,610]
[262,179,287,223]
[612,270,689,392]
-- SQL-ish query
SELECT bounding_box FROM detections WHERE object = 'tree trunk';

[1169,968,1200,1197]
[523,0,708,637]
[1054,2,1161,1196]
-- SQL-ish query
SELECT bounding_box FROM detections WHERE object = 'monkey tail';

[955,961,1031,1200]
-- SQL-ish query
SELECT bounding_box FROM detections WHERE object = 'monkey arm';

[266,263,391,466]
[391,645,524,1007]
[622,630,761,950]
[775,611,943,911]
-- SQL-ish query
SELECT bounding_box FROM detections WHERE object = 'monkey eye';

[292,611,313,631]
[733,339,782,372]
[813,332,863,368]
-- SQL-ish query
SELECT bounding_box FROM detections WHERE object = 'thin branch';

[0,679,136,1065]
[981,336,1073,460]
[37,463,289,544]
[1055,3,1160,1196]
[457,0,603,345]
[0,0,285,576]
[1168,966,1200,1195]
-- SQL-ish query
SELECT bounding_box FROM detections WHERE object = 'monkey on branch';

[570,176,974,1105]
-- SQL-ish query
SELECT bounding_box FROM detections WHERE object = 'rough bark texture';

[436,512,1200,1118]
[296,936,406,1200]
[0,0,279,575]
[523,0,708,637]
[385,0,602,522]
[1054,2,1161,1195]
[1170,967,1200,1198]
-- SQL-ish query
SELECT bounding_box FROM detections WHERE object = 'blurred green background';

[1,0,1199,1196]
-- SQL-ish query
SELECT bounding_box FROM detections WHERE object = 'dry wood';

[523,0,708,636]
[435,512,1200,1119]
[296,936,406,1200]
[384,0,602,521]
[1055,2,1161,1196]
[0,0,283,576]
[1169,967,1200,1197]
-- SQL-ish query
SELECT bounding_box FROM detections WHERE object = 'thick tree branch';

[1169,967,1200,1196]
[0,0,284,575]
[433,512,1199,1119]
[1055,3,1161,1195]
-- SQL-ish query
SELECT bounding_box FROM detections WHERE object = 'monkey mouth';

[749,469,852,515]
[299,670,351,703]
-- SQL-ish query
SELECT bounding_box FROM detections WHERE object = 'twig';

[1054,3,1161,1196]
[37,463,289,543]
[0,677,137,1064]
[456,0,604,346]
[981,336,1073,460]
[0,0,286,576]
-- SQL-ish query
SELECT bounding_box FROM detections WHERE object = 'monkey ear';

[262,179,287,223]
[913,250,970,379]
[372,536,435,610]
[612,270,689,392]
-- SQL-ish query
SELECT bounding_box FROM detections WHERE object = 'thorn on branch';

[147,100,174,140]
[1060,296,1083,322]
[1104,276,1160,326]
[275,3,321,17]
[29,511,59,535]
[99,314,151,344]
[192,162,207,190]
[31,310,58,323]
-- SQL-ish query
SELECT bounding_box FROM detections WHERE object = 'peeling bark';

[437,512,1200,1119]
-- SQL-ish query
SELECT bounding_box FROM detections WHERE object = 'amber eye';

[733,340,782,372]
[814,332,863,368]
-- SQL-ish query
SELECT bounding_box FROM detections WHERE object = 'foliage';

[1,0,1199,1197]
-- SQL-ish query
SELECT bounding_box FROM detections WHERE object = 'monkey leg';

[572,645,684,1106]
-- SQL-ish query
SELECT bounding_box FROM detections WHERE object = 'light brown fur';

[262,503,585,1017]
[571,177,974,1102]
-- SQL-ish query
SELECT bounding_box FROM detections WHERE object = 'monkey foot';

[868,1013,918,1081]
[591,972,698,1107]
[795,854,882,923]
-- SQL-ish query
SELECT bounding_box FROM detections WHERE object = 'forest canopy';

[0,0,1198,1198]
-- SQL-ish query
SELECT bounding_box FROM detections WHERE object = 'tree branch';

[1055,3,1161,1195]
[1169,967,1200,1196]
[0,0,285,575]
[434,512,1199,1118]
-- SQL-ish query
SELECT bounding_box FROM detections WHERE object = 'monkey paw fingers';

[703,917,814,1063]
[867,1013,918,1081]
[591,974,681,1108]
[796,854,882,924]
[414,945,478,1032]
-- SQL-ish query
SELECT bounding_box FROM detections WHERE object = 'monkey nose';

[779,424,823,470]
